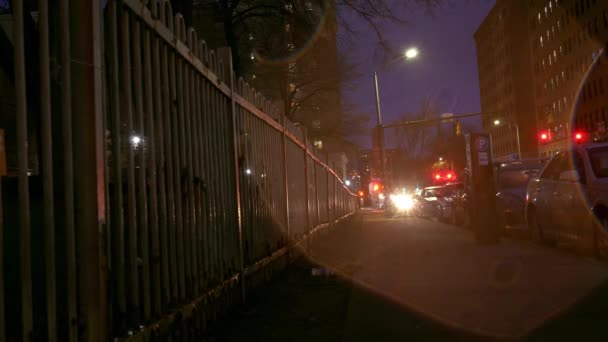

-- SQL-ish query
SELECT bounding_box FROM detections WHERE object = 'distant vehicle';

[417,186,444,218]
[436,182,466,224]
[525,142,608,256]
[386,189,415,217]
[495,159,546,232]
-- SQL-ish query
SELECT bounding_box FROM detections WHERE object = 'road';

[210,210,608,341]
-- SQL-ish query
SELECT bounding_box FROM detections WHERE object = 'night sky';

[341,0,496,148]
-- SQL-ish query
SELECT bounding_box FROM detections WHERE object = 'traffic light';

[539,131,550,144]
[358,190,364,197]
[454,120,462,136]
[574,131,586,144]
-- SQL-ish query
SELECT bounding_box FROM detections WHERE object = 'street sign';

[0,129,6,176]
[465,132,497,243]
[441,113,454,123]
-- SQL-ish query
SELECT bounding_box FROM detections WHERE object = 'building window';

[314,140,323,149]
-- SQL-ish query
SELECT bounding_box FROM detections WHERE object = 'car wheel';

[450,207,457,225]
[593,216,608,259]
[496,211,508,237]
[527,208,544,242]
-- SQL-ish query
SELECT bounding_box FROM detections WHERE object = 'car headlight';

[391,194,414,211]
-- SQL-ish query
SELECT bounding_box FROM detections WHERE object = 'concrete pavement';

[307,210,608,340]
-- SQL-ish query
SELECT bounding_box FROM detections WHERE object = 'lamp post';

[493,119,521,160]
[373,47,419,183]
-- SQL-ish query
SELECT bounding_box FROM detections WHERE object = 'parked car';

[417,186,443,218]
[495,160,546,232]
[525,142,608,256]
[436,182,465,224]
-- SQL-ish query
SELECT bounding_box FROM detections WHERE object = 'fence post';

[302,128,310,251]
[218,47,246,301]
[326,153,330,224]
[70,0,106,340]
[281,115,291,260]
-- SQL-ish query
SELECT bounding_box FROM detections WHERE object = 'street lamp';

[405,48,419,60]
[493,119,522,159]
[373,47,419,183]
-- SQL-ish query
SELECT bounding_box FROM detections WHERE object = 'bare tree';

[394,96,439,160]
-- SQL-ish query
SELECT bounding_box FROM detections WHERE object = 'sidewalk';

[208,212,608,341]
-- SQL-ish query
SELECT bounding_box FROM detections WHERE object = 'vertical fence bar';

[13,0,33,339]
[163,47,178,303]
[0,152,4,342]
[314,159,320,227]
[186,55,199,296]
[143,23,161,317]
[202,78,210,290]
[60,0,78,339]
[178,50,193,300]
[71,0,106,338]
[172,54,186,300]
[219,49,245,299]
[152,33,170,311]
[281,115,290,256]
[189,63,199,296]
[303,129,310,236]
[193,71,205,294]
[121,9,140,323]
[133,18,151,322]
[202,80,216,284]
[38,0,57,340]
[108,1,126,333]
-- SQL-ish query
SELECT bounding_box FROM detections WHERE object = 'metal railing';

[0,1,358,341]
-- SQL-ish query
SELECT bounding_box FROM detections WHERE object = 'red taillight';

[435,174,441,180]
[574,132,586,143]
[447,173,453,179]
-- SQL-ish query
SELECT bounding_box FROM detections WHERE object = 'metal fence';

[0,0,357,341]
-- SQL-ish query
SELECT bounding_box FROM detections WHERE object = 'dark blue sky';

[340,0,496,148]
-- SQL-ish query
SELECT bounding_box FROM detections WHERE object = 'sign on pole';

[441,113,454,123]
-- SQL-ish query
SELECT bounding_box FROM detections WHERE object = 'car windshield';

[588,147,608,178]
[442,184,463,196]
[498,168,542,189]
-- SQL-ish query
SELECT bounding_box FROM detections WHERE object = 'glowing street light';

[405,47,419,60]
[494,119,501,126]
[374,46,421,183]
[345,180,351,186]
[131,135,142,148]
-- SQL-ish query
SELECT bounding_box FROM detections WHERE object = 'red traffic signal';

[574,131,586,144]
[539,131,550,143]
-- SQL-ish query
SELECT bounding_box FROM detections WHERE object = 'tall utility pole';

[373,72,385,183]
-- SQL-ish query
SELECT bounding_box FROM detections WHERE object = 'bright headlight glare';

[392,194,414,211]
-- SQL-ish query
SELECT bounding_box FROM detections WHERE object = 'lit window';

[538,12,542,23]
[540,36,544,47]
[314,140,323,149]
